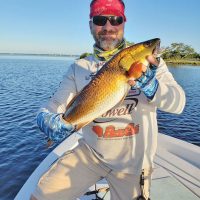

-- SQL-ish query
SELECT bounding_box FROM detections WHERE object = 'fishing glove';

[37,111,74,143]
[134,63,159,100]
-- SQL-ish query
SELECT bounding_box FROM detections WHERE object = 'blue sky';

[0,0,200,54]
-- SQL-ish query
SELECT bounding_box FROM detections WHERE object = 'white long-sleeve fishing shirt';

[42,55,186,174]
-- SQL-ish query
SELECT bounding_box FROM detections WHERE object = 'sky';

[0,0,200,55]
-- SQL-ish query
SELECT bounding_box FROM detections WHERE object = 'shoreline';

[165,59,200,66]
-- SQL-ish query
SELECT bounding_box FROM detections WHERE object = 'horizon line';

[0,52,80,57]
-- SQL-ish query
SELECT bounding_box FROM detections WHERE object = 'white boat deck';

[154,134,200,199]
[151,165,199,200]
[80,134,200,200]
[14,133,200,200]
[80,161,200,200]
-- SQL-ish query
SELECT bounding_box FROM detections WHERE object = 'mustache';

[99,30,118,36]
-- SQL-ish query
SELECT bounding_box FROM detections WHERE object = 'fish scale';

[63,38,160,130]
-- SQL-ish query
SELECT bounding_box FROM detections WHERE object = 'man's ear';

[89,20,93,34]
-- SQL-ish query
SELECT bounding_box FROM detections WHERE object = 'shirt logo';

[92,123,139,138]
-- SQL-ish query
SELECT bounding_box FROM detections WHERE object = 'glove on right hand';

[37,111,74,143]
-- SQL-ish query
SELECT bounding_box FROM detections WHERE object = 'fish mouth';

[152,40,161,57]
[142,38,161,56]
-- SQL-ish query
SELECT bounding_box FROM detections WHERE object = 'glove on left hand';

[134,64,159,100]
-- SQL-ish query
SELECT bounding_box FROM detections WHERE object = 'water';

[157,65,200,146]
[0,55,200,200]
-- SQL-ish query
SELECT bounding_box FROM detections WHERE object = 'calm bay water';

[0,55,200,200]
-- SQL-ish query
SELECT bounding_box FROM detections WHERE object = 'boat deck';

[153,134,200,199]
[81,162,200,200]
[151,164,199,200]
[14,133,200,200]
[81,134,200,200]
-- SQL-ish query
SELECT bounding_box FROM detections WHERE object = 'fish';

[63,38,160,131]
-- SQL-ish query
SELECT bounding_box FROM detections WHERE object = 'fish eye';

[144,41,152,48]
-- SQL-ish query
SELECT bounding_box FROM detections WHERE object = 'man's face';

[90,15,125,51]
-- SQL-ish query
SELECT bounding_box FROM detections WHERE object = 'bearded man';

[31,1,185,199]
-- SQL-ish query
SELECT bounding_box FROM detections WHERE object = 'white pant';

[32,142,152,200]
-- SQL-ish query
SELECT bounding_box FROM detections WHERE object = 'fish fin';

[76,121,92,130]
[46,138,54,148]
[127,61,147,80]
[65,83,89,112]
[65,93,80,111]
[118,85,131,106]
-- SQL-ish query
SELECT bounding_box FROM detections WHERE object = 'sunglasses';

[92,16,124,26]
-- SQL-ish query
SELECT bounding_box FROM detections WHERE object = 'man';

[31,0,186,199]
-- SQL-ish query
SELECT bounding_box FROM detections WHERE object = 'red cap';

[90,0,126,21]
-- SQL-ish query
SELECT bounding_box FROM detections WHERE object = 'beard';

[99,37,120,51]
[94,30,122,51]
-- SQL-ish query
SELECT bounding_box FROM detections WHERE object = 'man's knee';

[30,194,38,200]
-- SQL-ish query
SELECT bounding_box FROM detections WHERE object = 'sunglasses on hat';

[92,16,124,26]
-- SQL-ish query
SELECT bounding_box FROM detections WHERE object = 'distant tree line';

[161,43,200,60]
